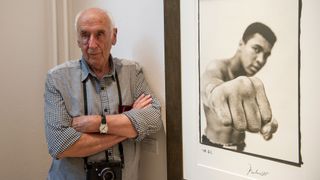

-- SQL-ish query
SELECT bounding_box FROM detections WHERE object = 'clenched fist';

[204,76,278,146]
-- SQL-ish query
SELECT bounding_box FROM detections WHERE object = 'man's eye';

[97,31,104,38]
[79,32,89,44]
[264,53,271,59]
[80,32,88,38]
[252,46,261,53]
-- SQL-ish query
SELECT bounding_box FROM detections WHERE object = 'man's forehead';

[77,9,110,29]
[249,33,272,50]
[78,14,107,25]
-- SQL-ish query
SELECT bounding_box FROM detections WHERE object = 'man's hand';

[204,76,278,145]
[133,94,152,109]
[260,117,278,140]
[72,94,153,133]
[72,115,100,133]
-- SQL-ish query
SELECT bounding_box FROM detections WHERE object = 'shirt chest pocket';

[64,93,84,117]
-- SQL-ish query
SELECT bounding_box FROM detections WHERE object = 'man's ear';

[76,29,81,47]
[239,39,244,47]
[237,39,244,51]
[77,39,81,48]
[112,28,118,45]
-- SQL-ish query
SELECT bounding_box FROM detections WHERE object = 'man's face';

[76,10,116,68]
[239,33,273,76]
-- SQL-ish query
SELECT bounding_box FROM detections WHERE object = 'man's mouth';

[247,66,260,75]
[89,53,100,56]
[250,65,260,72]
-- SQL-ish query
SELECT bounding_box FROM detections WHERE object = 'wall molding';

[51,0,70,65]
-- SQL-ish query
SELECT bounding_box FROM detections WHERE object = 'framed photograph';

[198,0,302,166]
[164,0,320,179]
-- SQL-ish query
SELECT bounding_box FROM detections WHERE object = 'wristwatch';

[99,115,108,134]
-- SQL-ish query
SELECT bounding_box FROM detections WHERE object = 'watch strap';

[101,114,106,124]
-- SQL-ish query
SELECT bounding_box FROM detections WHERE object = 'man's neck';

[229,54,246,78]
[95,68,109,80]
[88,56,113,79]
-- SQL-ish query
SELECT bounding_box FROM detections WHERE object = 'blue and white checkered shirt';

[44,56,162,180]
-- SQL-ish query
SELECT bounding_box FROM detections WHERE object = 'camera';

[86,160,122,180]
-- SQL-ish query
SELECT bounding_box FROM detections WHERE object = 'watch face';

[99,124,107,133]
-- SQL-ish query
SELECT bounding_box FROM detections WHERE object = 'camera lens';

[100,168,115,180]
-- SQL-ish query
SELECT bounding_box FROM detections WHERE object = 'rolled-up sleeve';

[123,63,162,141]
[44,73,81,158]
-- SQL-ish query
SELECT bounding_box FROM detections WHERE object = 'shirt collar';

[80,55,116,82]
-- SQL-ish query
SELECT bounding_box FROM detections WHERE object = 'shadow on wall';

[133,36,166,130]
[133,37,167,180]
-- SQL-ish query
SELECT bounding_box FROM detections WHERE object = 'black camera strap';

[114,71,125,168]
[82,66,125,169]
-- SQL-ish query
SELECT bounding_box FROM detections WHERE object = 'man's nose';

[88,34,98,48]
[256,53,266,65]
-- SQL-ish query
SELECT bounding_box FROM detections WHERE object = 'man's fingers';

[261,118,278,134]
[139,97,152,108]
[71,117,79,127]
[249,77,272,124]
[260,118,278,140]
[229,95,246,131]
[72,118,84,132]
[209,86,232,126]
[269,118,278,133]
[143,104,152,109]
[133,94,146,107]
[214,99,232,126]
[141,94,151,102]
[133,94,152,109]
[262,134,272,140]
[71,115,101,133]
[137,94,146,101]
[243,99,261,132]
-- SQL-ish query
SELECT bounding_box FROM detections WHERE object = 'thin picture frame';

[164,0,183,179]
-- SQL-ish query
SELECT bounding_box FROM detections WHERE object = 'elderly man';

[44,7,162,180]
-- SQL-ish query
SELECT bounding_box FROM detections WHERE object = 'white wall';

[0,0,52,179]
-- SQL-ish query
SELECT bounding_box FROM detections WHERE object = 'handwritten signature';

[246,164,269,176]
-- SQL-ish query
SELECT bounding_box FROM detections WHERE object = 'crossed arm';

[57,94,152,159]
[44,69,161,159]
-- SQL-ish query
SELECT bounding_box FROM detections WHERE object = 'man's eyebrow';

[97,29,105,34]
[79,30,88,34]
[256,44,263,48]
[253,44,263,50]
[263,47,272,58]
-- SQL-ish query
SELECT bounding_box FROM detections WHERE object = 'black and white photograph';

[199,0,301,165]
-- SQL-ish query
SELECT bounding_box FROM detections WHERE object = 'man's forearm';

[72,114,138,138]
[58,133,126,159]
[106,114,138,138]
[201,78,224,107]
